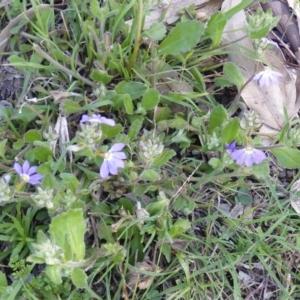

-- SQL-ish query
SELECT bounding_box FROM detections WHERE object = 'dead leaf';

[290,179,300,213]
[287,0,300,36]
[50,91,82,103]
[196,0,223,20]
[222,0,299,131]
[127,261,162,290]
[54,114,72,162]
[126,0,209,30]
[238,270,251,283]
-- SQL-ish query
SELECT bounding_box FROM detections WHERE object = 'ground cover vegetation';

[1,0,300,299]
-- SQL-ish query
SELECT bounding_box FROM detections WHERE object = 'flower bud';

[31,187,54,209]
[240,110,262,131]
[138,138,164,163]
[246,8,280,39]
[0,176,12,203]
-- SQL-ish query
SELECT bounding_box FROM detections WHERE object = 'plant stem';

[127,0,143,71]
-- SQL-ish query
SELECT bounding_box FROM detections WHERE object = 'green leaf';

[71,268,88,289]
[236,187,252,205]
[31,147,53,162]
[169,218,191,238]
[61,99,82,114]
[0,271,7,287]
[140,169,161,181]
[46,265,62,285]
[49,209,86,261]
[154,107,171,123]
[128,118,143,141]
[203,12,227,48]
[90,69,113,84]
[101,124,123,139]
[153,149,176,167]
[0,139,7,159]
[132,185,151,197]
[13,138,25,150]
[42,173,58,190]
[10,19,29,34]
[141,88,160,110]
[166,117,189,130]
[222,118,240,143]
[123,94,134,114]
[208,105,228,133]
[208,157,222,169]
[161,243,171,263]
[24,130,42,143]
[224,0,253,20]
[251,162,270,179]
[270,148,300,168]
[224,63,244,91]
[214,77,233,88]
[115,81,147,100]
[32,146,53,162]
[158,21,204,55]
[147,199,168,217]
[11,106,45,123]
[143,22,167,41]
[59,173,80,189]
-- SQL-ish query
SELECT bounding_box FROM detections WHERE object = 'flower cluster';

[226,141,266,167]
[68,114,127,179]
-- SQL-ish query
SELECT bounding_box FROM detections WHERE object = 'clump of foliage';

[1,0,300,299]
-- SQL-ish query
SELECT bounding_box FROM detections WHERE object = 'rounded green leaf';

[71,268,88,289]
[123,94,134,114]
[141,88,160,110]
[158,21,204,55]
[208,105,228,133]
[224,63,244,91]
[24,130,42,143]
[222,117,240,143]
[49,209,86,261]
[270,148,300,168]
[140,169,161,182]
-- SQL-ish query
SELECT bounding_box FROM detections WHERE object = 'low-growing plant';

[1,0,300,299]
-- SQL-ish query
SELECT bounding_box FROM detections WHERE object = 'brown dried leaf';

[290,179,300,214]
[127,261,162,290]
[50,91,82,103]
[126,0,208,30]
[222,0,299,131]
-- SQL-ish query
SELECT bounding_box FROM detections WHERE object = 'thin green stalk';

[127,0,143,71]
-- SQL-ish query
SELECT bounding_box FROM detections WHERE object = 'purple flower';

[226,141,236,154]
[80,114,115,126]
[230,147,266,167]
[100,143,126,178]
[253,68,283,87]
[14,161,43,185]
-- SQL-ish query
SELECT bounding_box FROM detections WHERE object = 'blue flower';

[14,161,43,185]
[100,144,126,178]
